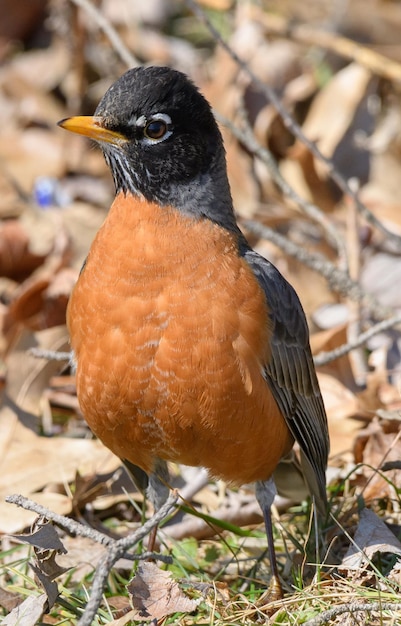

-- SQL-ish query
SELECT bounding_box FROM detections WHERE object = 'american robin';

[59,66,329,597]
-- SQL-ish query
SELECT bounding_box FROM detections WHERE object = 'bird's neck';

[112,148,240,235]
[169,157,240,234]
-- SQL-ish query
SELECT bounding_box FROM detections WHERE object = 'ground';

[1,1,401,624]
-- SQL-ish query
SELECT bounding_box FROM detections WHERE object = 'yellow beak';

[57,116,126,145]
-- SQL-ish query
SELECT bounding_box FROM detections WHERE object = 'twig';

[186,0,401,251]
[243,219,394,321]
[69,0,139,68]
[6,492,178,625]
[6,494,116,545]
[28,348,71,361]
[304,601,401,626]
[314,311,401,366]
[218,110,347,263]
[257,10,401,85]
[77,492,177,626]
[6,493,176,559]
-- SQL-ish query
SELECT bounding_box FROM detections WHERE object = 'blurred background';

[2,0,401,620]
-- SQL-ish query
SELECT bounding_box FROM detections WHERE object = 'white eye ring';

[137,113,173,145]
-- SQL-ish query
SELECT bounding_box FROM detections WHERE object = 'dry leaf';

[352,418,401,501]
[0,130,65,192]
[341,507,401,571]
[302,62,374,173]
[0,219,45,279]
[56,535,107,582]
[2,593,48,626]
[0,405,120,533]
[108,608,140,626]
[317,372,361,457]
[10,522,66,553]
[0,587,21,613]
[127,562,200,620]
[311,324,357,391]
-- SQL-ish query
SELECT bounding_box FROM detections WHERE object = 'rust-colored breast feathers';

[67,193,293,485]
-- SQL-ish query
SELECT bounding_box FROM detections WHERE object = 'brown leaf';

[0,587,22,612]
[302,62,373,172]
[0,219,45,279]
[30,563,59,609]
[127,562,199,620]
[10,522,66,553]
[317,372,361,457]
[0,130,65,192]
[5,326,69,414]
[352,418,401,501]
[2,593,48,626]
[108,609,140,626]
[341,508,401,571]
[311,324,357,390]
[0,404,120,533]
[0,0,46,43]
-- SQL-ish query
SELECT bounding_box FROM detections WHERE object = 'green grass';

[2,493,401,624]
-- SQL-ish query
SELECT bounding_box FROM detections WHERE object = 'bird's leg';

[146,460,170,553]
[255,478,283,602]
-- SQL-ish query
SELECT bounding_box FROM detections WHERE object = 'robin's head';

[59,66,236,228]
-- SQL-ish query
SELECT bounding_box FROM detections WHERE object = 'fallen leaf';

[317,372,361,457]
[127,561,200,620]
[0,219,45,279]
[108,608,140,626]
[30,563,59,609]
[352,418,401,502]
[10,522,66,553]
[2,593,48,626]
[0,587,21,612]
[0,402,120,533]
[341,507,401,571]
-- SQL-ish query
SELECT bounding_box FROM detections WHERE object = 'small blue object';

[34,176,57,208]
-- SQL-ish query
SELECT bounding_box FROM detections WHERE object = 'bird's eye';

[144,120,168,140]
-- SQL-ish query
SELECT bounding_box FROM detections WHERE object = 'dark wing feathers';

[244,248,329,514]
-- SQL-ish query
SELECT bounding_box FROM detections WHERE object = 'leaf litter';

[1,0,401,624]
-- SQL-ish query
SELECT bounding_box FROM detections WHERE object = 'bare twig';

[186,0,401,251]
[6,492,178,626]
[257,10,401,85]
[69,0,139,68]
[218,110,347,263]
[304,601,401,626]
[314,312,401,366]
[28,348,71,361]
[76,492,177,626]
[6,493,114,544]
[243,219,394,321]
[6,493,176,559]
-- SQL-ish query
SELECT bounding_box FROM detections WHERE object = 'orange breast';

[67,193,293,485]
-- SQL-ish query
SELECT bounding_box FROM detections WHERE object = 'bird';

[58,65,329,598]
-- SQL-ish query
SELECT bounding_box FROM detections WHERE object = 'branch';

[28,348,71,362]
[6,492,178,626]
[243,219,394,321]
[186,0,401,251]
[77,492,177,626]
[314,311,401,365]
[218,110,347,263]
[69,0,139,68]
[6,493,115,545]
[6,493,176,561]
[304,601,401,626]
[257,10,401,85]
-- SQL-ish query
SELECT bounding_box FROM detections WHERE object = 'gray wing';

[244,248,329,514]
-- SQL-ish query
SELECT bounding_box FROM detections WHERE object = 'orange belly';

[67,193,294,485]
